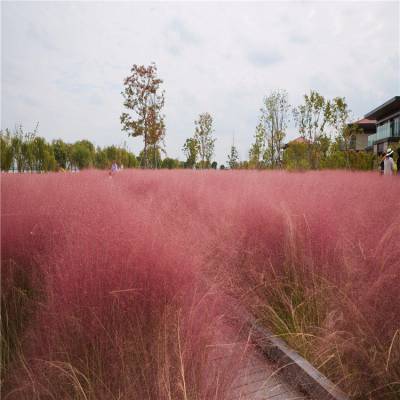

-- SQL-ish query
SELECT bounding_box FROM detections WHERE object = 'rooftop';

[352,118,376,125]
[283,137,310,149]
[364,96,400,120]
[289,137,309,144]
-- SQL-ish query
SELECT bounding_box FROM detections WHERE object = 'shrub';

[1,172,240,399]
[1,170,399,399]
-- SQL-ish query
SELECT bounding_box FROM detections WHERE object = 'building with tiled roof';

[347,118,376,151]
[283,136,310,149]
[365,96,400,154]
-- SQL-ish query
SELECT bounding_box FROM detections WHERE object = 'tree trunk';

[143,133,148,168]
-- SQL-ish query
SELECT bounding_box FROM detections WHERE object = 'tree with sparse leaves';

[182,137,199,168]
[330,97,363,168]
[32,137,56,172]
[121,63,165,168]
[249,122,266,168]
[260,90,290,168]
[161,157,180,169]
[52,139,70,169]
[293,90,332,169]
[0,129,14,171]
[138,146,162,168]
[227,145,239,169]
[194,113,216,169]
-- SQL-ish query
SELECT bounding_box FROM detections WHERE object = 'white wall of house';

[355,134,369,151]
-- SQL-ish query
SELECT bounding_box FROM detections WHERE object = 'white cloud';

[2,1,399,164]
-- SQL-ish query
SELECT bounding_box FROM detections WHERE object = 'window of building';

[377,121,391,140]
[394,117,400,137]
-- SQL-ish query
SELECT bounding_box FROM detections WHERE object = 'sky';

[1,1,399,165]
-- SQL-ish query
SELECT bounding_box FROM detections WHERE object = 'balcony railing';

[367,134,377,147]
[367,117,400,147]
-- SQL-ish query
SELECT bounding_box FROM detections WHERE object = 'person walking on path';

[383,148,395,176]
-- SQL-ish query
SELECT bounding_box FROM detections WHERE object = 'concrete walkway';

[208,316,310,400]
[229,348,308,400]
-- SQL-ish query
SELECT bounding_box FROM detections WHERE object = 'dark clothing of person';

[380,159,385,174]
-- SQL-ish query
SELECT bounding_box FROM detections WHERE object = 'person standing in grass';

[379,152,385,175]
[397,148,400,175]
[109,160,118,177]
[383,148,395,176]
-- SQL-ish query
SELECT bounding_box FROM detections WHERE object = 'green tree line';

[0,126,151,172]
[1,61,386,172]
[221,89,379,171]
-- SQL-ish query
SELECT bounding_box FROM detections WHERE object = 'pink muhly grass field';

[1,169,400,400]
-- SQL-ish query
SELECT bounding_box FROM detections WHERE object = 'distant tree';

[260,90,290,168]
[104,145,119,164]
[342,123,363,154]
[93,145,137,169]
[249,123,266,168]
[0,124,61,172]
[330,97,363,168]
[138,146,162,168]
[10,124,38,172]
[117,141,137,168]
[182,137,199,168]
[1,126,140,172]
[211,161,218,169]
[147,107,166,168]
[71,142,91,170]
[79,140,95,163]
[330,97,349,137]
[323,138,375,171]
[194,113,215,169]
[316,134,332,164]
[94,147,108,169]
[32,137,56,171]
[293,90,332,169]
[227,145,239,169]
[52,139,70,169]
[220,164,225,170]
[118,148,130,168]
[121,63,165,168]
[348,150,375,170]
[283,141,310,170]
[11,126,26,172]
[126,152,138,168]
[239,160,250,169]
[0,130,14,171]
[161,157,180,169]
[22,136,35,172]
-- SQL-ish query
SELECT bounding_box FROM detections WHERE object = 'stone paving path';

[203,288,312,399]
[208,317,310,400]
[229,348,309,400]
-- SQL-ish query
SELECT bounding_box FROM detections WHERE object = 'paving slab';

[208,321,309,400]
[228,347,309,400]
